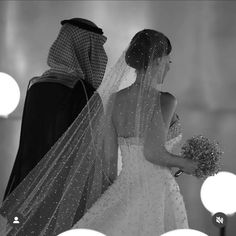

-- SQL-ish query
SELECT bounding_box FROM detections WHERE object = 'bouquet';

[175,135,223,179]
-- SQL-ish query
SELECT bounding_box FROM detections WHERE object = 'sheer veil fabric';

[0,30,186,235]
[0,50,131,235]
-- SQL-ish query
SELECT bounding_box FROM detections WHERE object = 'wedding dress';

[72,93,189,236]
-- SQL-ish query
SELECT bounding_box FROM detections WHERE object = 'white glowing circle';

[57,229,106,236]
[200,171,236,215]
[0,72,20,117]
[161,229,208,236]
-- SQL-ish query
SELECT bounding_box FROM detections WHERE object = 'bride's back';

[112,86,142,138]
[112,85,176,139]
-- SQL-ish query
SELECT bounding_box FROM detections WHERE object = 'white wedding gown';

[72,135,189,235]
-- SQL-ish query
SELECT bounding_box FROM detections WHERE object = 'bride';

[71,29,197,235]
[0,29,197,236]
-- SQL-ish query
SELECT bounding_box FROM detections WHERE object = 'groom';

[3,18,108,221]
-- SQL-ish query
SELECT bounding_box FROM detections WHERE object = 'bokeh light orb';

[57,228,106,236]
[200,171,236,215]
[161,229,208,236]
[0,72,20,117]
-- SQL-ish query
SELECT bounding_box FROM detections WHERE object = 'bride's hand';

[181,159,198,175]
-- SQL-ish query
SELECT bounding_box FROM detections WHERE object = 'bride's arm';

[104,114,118,183]
[144,103,185,168]
[144,143,185,169]
[144,136,197,175]
[143,95,197,174]
[144,142,198,175]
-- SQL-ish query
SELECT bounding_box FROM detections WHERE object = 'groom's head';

[47,18,108,89]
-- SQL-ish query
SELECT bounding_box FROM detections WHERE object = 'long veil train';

[0,50,132,235]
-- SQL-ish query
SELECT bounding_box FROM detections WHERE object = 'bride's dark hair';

[125,29,172,70]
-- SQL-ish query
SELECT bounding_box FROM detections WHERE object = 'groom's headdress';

[39,18,108,90]
[61,18,104,35]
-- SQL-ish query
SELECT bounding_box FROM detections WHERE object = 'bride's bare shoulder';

[113,87,133,103]
[114,88,177,106]
[160,91,177,107]
[111,87,136,121]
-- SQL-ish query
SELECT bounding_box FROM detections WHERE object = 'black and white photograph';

[0,1,236,235]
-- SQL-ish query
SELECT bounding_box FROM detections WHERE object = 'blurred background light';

[161,228,208,236]
[57,228,106,236]
[0,72,20,117]
[200,171,236,216]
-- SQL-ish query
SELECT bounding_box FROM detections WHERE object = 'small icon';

[212,212,227,228]
[13,216,20,224]
[216,216,223,224]
[9,213,22,227]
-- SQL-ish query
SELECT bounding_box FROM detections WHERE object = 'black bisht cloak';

[3,75,105,224]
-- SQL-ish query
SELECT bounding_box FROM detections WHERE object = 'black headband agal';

[61,18,104,35]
